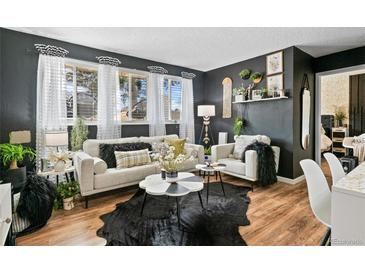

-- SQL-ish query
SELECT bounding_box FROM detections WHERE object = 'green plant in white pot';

[55,181,80,210]
[71,118,88,151]
[233,86,246,102]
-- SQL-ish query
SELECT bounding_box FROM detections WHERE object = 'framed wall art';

[266,51,283,75]
[267,74,284,97]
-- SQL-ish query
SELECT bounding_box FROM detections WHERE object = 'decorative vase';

[235,95,244,102]
[166,171,178,183]
[54,160,66,172]
[63,197,74,210]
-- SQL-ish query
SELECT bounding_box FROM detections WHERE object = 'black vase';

[4,166,27,193]
[166,171,178,181]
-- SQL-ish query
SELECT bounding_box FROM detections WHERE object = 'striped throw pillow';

[115,149,151,168]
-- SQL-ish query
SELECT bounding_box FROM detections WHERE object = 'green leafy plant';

[71,118,88,151]
[54,181,80,209]
[335,107,347,125]
[250,72,263,83]
[0,144,35,169]
[233,117,246,136]
[204,146,212,156]
[233,86,246,96]
[239,69,251,80]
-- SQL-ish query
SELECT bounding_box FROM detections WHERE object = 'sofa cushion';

[83,137,139,157]
[217,158,246,176]
[165,138,186,156]
[233,135,271,159]
[92,157,107,175]
[115,149,151,168]
[94,163,159,189]
[99,142,152,168]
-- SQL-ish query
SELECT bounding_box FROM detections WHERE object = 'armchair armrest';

[185,143,205,164]
[73,151,95,196]
[211,143,235,162]
[245,145,281,180]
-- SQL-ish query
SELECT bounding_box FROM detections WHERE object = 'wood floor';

[17,166,332,246]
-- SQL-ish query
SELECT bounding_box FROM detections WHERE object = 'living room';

[1,0,365,272]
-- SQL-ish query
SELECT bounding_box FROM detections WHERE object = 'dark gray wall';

[0,28,205,146]
[292,47,315,178]
[203,47,295,178]
[315,45,365,73]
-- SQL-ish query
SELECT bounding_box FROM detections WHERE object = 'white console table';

[332,162,365,245]
[0,183,12,246]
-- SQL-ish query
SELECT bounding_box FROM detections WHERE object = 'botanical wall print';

[267,74,284,97]
[222,77,232,118]
[266,51,283,75]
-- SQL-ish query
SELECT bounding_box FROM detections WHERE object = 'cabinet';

[0,183,12,246]
[349,74,365,136]
[332,127,348,157]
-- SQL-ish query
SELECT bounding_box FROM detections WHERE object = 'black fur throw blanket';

[242,141,277,186]
[16,174,56,235]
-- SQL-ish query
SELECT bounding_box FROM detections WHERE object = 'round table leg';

[206,172,210,204]
[140,192,148,216]
[218,171,225,196]
[197,191,204,209]
[176,197,181,227]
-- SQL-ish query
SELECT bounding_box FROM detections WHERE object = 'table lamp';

[198,105,215,145]
[45,131,69,152]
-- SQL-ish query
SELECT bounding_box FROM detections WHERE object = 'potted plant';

[233,86,246,102]
[71,118,88,151]
[335,107,347,127]
[261,87,269,98]
[151,143,193,181]
[250,72,263,84]
[0,144,35,170]
[55,181,80,210]
[239,69,251,80]
[233,117,246,139]
[49,151,70,172]
[204,146,212,162]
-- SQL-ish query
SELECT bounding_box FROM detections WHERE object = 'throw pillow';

[165,138,186,156]
[233,135,271,159]
[99,142,152,168]
[115,149,151,168]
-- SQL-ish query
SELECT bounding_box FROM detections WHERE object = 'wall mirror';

[301,74,311,150]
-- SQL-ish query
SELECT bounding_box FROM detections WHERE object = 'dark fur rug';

[97,182,251,246]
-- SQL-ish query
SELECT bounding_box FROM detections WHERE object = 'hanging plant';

[250,72,263,84]
[239,69,251,80]
[233,117,246,136]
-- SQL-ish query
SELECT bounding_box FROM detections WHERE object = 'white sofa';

[211,135,280,185]
[73,134,204,207]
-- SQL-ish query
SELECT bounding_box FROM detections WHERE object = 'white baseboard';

[277,175,305,185]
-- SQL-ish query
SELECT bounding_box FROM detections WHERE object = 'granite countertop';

[335,162,365,194]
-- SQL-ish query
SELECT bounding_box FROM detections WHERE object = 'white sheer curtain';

[180,77,195,143]
[97,63,120,139]
[36,53,68,170]
[147,72,166,136]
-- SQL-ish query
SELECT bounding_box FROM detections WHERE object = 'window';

[65,64,98,123]
[163,78,182,121]
[118,71,148,122]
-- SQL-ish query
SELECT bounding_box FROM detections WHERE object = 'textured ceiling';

[8,27,365,71]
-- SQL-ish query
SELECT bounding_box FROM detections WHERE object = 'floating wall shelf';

[232,96,288,104]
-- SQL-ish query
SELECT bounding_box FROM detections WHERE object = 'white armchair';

[211,137,280,183]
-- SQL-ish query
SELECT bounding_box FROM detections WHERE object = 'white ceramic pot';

[235,95,244,102]
[54,160,66,172]
[63,197,74,210]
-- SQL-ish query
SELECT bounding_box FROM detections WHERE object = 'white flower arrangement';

[151,143,197,172]
[48,151,71,163]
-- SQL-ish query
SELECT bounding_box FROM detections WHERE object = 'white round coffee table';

[139,172,204,226]
[195,163,226,203]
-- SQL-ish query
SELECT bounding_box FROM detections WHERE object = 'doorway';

[315,64,365,177]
